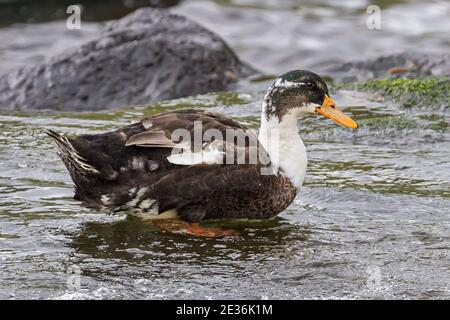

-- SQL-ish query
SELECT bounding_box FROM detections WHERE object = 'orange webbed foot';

[150,220,238,238]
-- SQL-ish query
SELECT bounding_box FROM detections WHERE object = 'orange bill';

[316,95,358,129]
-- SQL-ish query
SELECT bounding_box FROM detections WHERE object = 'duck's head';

[263,70,358,129]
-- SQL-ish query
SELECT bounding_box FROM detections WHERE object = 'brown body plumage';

[47,70,358,224]
[47,109,297,222]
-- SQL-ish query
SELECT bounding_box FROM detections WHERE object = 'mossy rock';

[335,77,450,109]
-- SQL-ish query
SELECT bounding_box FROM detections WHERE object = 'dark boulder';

[326,52,450,82]
[0,8,257,111]
[0,0,179,26]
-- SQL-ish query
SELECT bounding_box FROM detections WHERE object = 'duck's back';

[47,109,297,221]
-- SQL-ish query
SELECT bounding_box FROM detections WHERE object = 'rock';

[0,0,179,26]
[334,77,450,110]
[326,52,450,82]
[0,8,258,111]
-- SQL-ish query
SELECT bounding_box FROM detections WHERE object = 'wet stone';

[0,8,258,112]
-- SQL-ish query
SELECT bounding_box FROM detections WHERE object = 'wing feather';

[125,130,176,148]
[126,109,269,166]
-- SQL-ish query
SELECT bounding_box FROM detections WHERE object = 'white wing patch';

[167,149,224,165]
[167,140,224,166]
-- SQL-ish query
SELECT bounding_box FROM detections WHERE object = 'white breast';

[258,109,308,189]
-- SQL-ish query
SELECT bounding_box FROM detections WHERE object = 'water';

[174,0,450,74]
[1,0,449,76]
[0,88,449,299]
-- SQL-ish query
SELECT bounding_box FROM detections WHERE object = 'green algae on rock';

[334,77,450,109]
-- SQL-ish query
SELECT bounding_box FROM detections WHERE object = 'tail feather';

[45,129,99,175]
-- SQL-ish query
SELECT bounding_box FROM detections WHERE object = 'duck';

[47,70,358,237]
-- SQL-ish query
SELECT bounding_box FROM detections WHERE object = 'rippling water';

[0,0,449,300]
[1,0,449,76]
[0,87,449,299]
[175,0,450,74]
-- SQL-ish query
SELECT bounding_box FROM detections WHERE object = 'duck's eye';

[305,82,314,88]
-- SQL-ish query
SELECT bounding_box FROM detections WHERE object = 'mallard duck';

[47,70,357,237]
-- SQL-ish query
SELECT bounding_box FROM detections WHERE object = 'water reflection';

[70,216,310,264]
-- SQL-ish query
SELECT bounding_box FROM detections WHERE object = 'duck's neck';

[258,107,308,189]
